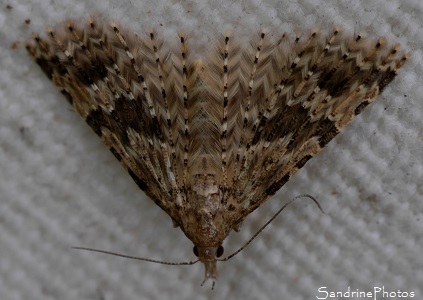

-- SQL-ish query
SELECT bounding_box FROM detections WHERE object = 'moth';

[27,17,409,288]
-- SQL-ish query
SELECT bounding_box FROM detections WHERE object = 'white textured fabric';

[1,0,422,299]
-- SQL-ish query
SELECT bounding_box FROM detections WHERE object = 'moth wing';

[27,19,188,224]
[215,30,410,227]
[27,21,410,234]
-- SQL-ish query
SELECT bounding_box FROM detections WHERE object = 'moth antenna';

[72,246,199,266]
[218,194,324,261]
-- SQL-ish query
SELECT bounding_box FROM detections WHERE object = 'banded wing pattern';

[27,18,409,285]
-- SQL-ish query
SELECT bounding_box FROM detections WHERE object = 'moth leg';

[172,219,180,228]
[232,221,243,232]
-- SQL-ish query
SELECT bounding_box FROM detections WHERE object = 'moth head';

[193,245,224,288]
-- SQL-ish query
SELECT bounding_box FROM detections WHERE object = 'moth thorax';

[191,174,221,243]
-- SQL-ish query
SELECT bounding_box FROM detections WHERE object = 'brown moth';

[27,17,409,288]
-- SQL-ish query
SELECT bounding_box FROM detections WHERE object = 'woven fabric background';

[1,0,422,299]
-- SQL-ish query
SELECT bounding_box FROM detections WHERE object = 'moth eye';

[193,246,199,257]
[216,245,224,257]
